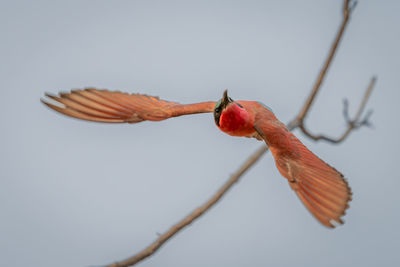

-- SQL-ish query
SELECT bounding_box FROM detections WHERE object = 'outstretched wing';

[41,88,216,123]
[254,108,351,228]
[280,142,351,228]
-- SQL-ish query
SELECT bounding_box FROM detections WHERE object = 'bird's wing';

[278,144,351,228]
[41,88,216,123]
[254,110,351,228]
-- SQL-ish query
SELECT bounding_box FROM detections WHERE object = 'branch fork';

[103,1,375,266]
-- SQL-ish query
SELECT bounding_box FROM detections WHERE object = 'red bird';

[42,89,351,228]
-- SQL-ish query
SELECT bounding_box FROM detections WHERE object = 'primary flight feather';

[42,89,351,228]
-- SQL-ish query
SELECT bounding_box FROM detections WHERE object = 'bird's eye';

[215,107,221,113]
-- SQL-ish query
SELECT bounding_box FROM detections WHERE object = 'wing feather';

[254,107,351,228]
[71,90,134,113]
[294,184,334,227]
[300,182,346,216]
[41,88,216,123]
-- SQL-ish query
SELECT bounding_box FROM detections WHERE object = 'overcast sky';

[1,1,399,267]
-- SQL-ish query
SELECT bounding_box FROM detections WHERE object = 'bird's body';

[42,89,351,228]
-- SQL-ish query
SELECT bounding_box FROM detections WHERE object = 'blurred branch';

[107,146,268,267]
[105,0,374,266]
[288,0,376,143]
[298,77,376,143]
[288,0,357,127]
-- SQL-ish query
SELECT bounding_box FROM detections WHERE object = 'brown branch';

[106,146,268,267]
[299,77,376,143]
[292,0,356,125]
[290,0,375,144]
[104,1,367,266]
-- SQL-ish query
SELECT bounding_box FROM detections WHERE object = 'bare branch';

[298,77,376,143]
[105,146,268,267]
[289,0,375,144]
[103,1,369,266]
[292,0,355,124]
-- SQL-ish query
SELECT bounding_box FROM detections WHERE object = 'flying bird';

[41,89,351,228]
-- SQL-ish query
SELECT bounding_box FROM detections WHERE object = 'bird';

[41,88,351,228]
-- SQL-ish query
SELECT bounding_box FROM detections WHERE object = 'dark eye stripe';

[235,102,243,108]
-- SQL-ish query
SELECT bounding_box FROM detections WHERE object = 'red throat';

[218,103,254,136]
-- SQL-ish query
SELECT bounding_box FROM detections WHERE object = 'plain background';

[1,1,399,266]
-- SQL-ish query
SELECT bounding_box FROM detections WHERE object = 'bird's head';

[214,89,234,126]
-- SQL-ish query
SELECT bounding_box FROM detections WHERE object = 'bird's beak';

[221,89,231,107]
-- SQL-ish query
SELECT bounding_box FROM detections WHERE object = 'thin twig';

[104,1,366,266]
[106,146,268,267]
[290,0,375,144]
[291,0,355,125]
[299,77,376,143]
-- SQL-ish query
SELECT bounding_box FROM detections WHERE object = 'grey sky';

[1,1,399,266]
